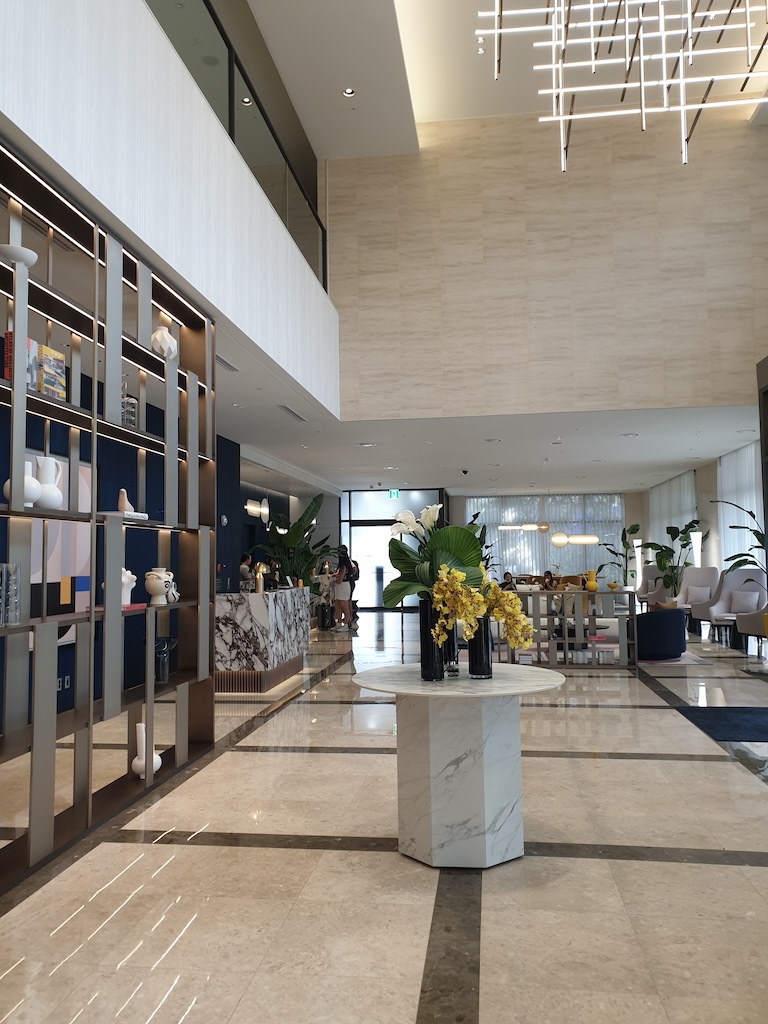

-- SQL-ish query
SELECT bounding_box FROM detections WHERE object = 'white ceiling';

[210,0,765,503]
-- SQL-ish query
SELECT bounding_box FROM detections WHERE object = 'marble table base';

[396,693,523,869]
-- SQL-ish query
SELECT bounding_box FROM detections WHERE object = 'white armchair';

[673,566,721,610]
[636,564,671,609]
[690,568,767,642]
[735,604,768,654]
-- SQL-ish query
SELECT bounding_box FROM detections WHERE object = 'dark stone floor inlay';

[635,668,690,706]
[416,868,482,1024]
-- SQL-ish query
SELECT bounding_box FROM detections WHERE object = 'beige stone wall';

[323,109,768,422]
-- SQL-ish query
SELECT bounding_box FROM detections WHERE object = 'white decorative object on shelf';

[117,488,134,513]
[3,459,42,507]
[151,325,177,360]
[0,243,38,268]
[145,567,178,606]
[131,722,162,780]
[121,567,137,606]
[35,456,63,509]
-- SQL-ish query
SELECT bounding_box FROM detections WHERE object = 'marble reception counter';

[214,588,310,691]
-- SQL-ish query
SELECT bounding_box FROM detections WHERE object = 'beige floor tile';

[298,851,438,905]
[481,906,657,994]
[236,702,397,748]
[662,995,768,1024]
[40,965,253,1024]
[609,860,768,921]
[630,913,768,1000]
[259,901,433,981]
[230,972,422,1024]
[101,894,294,973]
[483,856,625,914]
[0,957,96,1024]
[519,707,721,754]
[479,984,670,1024]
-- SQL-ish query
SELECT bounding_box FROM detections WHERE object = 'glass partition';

[145,0,326,286]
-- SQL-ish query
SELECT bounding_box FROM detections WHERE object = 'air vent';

[215,353,239,373]
[278,404,307,423]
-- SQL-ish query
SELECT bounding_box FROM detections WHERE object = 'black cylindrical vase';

[419,597,445,681]
[468,616,493,679]
[443,623,459,676]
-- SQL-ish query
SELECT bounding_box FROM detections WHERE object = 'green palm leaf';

[383,578,428,606]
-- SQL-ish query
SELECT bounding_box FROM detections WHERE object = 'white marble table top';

[355,663,565,697]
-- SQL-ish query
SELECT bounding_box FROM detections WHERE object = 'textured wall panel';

[325,110,768,421]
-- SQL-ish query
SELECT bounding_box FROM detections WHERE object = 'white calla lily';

[394,510,419,531]
[419,504,442,531]
[391,522,410,537]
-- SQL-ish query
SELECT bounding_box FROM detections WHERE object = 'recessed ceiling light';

[425,440,433,445]
[358,442,376,447]
[478,36,485,43]
[241,97,253,106]
[300,444,308,449]
[620,432,639,437]
[485,438,502,443]
[232,403,240,407]
[551,438,563,445]
[477,47,485,54]
[385,466,398,470]
[342,88,355,97]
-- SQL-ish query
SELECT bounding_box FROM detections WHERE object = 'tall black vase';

[419,597,445,681]
[468,616,493,679]
[443,623,459,676]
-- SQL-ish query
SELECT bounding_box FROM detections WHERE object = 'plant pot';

[443,623,459,676]
[468,616,493,679]
[419,597,444,681]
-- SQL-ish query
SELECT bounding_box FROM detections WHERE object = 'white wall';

[0,0,339,416]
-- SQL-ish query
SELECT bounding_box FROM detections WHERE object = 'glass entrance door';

[349,525,419,609]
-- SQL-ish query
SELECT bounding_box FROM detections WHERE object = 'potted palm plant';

[643,519,708,597]
[601,523,640,588]
[254,493,337,591]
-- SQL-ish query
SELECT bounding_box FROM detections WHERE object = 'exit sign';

[389,489,400,499]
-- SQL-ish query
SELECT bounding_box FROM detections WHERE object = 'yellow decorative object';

[585,570,599,593]
[607,581,618,592]
[298,579,304,588]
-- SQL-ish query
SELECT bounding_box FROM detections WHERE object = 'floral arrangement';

[385,505,534,653]
[482,575,535,650]
[431,566,487,644]
[383,505,484,607]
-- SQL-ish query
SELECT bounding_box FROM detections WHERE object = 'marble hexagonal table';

[357,663,565,869]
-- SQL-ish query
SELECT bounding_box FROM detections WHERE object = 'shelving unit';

[0,147,215,881]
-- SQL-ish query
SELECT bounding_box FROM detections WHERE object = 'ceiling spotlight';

[342,88,356,97]
[385,466,398,470]
[478,36,485,43]
[477,47,485,53]
[241,97,253,106]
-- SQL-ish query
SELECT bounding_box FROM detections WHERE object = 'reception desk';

[214,588,310,692]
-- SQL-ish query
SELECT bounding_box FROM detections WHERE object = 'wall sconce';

[244,499,261,518]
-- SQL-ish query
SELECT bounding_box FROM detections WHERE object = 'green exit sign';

[389,489,400,499]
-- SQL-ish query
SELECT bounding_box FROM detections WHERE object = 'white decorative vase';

[121,567,137,606]
[117,488,134,514]
[151,326,177,360]
[131,722,162,780]
[145,569,170,606]
[3,459,42,507]
[35,456,63,509]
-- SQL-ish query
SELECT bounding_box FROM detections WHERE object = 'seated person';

[541,570,557,591]
[239,552,255,592]
[501,572,517,591]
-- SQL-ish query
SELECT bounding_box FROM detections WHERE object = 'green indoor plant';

[601,523,640,586]
[643,519,708,597]
[710,499,767,580]
[383,504,485,608]
[254,493,337,590]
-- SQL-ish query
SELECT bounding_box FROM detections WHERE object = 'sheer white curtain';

[465,494,623,577]
[648,471,697,546]
[717,443,763,566]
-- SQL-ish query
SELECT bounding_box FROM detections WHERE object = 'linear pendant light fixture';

[477,0,768,168]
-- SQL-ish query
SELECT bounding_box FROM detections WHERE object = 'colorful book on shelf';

[2,331,39,389]
[37,344,67,400]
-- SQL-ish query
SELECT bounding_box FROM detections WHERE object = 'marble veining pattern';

[396,694,524,869]
[215,590,310,671]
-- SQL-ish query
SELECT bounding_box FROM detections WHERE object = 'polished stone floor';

[1,617,768,1022]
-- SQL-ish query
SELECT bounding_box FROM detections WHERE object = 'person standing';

[239,553,255,591]
[348,556,360,623]
[333,547,355,631]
